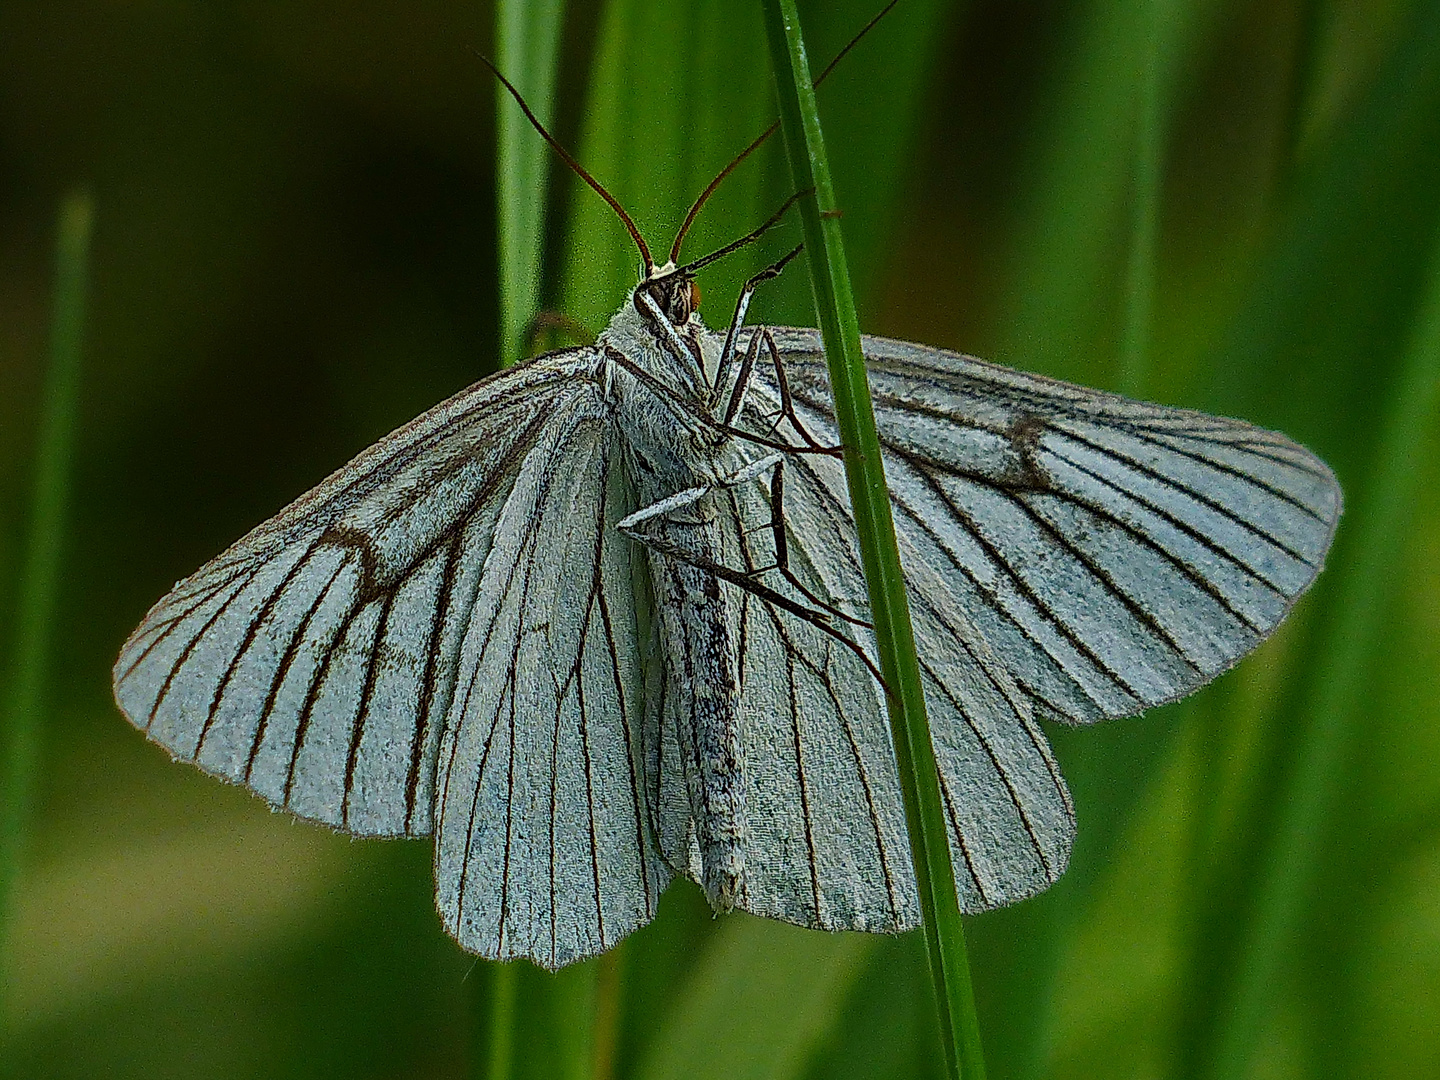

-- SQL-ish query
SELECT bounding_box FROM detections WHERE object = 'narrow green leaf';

[490,7,586,1080]
[1165,8,1440,1075]
[635,916,873,1080]
[758,4,984,1077]
[1001,0,1216,389]
[480,963,516,1080]
[1117,0,1169,398]
[1200,204,1440,1080]
[497,0,567,367]
[1,189,93,1036]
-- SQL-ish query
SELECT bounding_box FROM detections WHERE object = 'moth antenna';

[671,191,808,279]
[479,53,654,270]
[667,0,900,263]
[669,124,776,265]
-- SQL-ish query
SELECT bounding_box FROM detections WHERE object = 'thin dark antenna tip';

[478,52,654,270]
[667,0,900,263]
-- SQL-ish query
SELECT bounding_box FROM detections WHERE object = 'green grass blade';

[490,6,580,1079]
[497,0,567,368]
[759,4,984,1077]
[1199,205,1440,1080]
[1162,9,1440,1074]
[1276,0,1328,189]
[1117,0,1168,398]
[476,963,516,1080]
[0,189,94,1034]
[635,916,873,1080]
[1001,0,1214,389]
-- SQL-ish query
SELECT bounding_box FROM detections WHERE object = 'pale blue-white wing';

[432,386,668,970]
[757,328,1342,726]
[650,446,1073,923]
[113,350,594,838]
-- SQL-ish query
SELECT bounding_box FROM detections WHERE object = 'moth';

[113,75,1341,973]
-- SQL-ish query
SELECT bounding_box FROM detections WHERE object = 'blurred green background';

[3,1,1439,1077]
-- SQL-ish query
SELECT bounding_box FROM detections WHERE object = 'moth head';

[636,263,701,327]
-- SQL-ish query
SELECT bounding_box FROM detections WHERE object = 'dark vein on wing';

[149,575,253,734]
[549,650,563,966]
[245,556,348,784]
[741,493,893,929]
[1222,438,1337,482]
[1014,484,1269,635]
[1050,426,1318,567]
[819,664,902,926]
[462,469,555,954]
[916,640,1050,879]
[272,367,577,540]
[889,453,1149,704]
[991,482,1208,678]
[1127,427,1330,524]
[342,588,396,827]
[1043,442,1298,593]
[937,764,987,908]
[117,567,248,686]
[408,532,460,833]
[769,401,1124,719]
[576,645,606,947]
[282,592,371,806]
[499,674,518,954]
[195,540,320,760]
[598,560,652,913]
[785,649,824,928]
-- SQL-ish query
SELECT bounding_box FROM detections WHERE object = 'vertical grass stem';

[0,189,94,1035]
[498,0,567,368]
[1118,0,1167,397]
[1202,217,1440,1080]
[487,4,569,1077]
[759,4,985,1077]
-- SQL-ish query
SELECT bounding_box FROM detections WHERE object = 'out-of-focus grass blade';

[475,963,515,1080]
[559,0,769,323]
[781,0,955,323]
[1000,0,1215,389]
[555,5,773,1076]
[802,934,939,1080]
[554,4,955,1076]
[1166,5,1440,1078]
[969,4,1199,1075]
[1116,0,1169,398]
[760,3,983,1077]
[497,0,566,368]
[635,916,873,1080]
[1,189,94,1035]
[1195,139,1440,1080]
[1275,0,1327,189]
[490,5,592,1079]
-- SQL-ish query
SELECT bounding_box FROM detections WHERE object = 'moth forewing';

[112,352,597,840]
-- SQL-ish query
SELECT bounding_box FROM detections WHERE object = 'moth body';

[113,270,1342,968]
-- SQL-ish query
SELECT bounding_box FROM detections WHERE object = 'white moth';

[113,95,1340,971]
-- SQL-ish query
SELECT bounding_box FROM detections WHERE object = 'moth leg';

[604,345,838,459]
[756,459,868,627]
[724,326,840,457]
[618,459,881,687]
[757,329,832,452]
[616,453,784,534]
[712,244,804,407]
